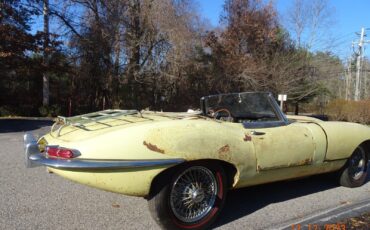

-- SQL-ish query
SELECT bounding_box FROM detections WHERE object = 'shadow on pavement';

[215,170,370,228]
[0,119,53,133]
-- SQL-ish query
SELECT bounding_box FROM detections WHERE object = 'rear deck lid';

[47,109,204,142]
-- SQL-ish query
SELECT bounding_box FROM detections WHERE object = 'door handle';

[251,131,265,136]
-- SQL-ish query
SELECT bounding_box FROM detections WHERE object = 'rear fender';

[142,120,256,186]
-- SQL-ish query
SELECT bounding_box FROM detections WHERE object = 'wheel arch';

[147,159,238,199]
[360,140,370,159]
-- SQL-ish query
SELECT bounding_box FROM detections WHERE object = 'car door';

[249,123,316,171]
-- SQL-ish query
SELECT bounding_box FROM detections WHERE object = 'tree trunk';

[294,102,299,115]
[42,0,49,106]
[127,1,141,109]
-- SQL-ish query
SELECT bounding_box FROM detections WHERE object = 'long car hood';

[44,110,205,142]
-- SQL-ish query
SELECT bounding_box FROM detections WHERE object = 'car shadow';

[0,119,53,133]
[214,170,370,228]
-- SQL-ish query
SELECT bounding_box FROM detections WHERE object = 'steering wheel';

[209,108,233,121]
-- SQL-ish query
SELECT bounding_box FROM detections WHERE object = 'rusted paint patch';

[298,158,312,165]
[258,158,313,171]
[143,141,165,154]
[244,134,252,142]
[218,144,230,160]
[218,144,230,154]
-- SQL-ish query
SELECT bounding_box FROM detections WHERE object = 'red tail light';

[46,147,74,159]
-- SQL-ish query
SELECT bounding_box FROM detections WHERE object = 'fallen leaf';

[340,201,350,205]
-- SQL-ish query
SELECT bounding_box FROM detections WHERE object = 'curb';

[272,198,370,230]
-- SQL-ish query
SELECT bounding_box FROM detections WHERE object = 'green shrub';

[0,106,12,116]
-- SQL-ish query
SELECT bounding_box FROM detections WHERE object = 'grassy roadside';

[317,212,370,230]
[340,212,370,229]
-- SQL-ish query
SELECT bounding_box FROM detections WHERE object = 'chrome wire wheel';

[170,166,218,223]
[348,146,367,180]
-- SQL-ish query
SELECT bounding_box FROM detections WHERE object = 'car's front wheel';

[339,145,369,187]
[148,163,227,230]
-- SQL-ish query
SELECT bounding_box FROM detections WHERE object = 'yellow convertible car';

[24,92,369,229]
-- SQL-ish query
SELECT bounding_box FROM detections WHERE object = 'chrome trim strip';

[243,120,287,129]
[29,154,185,170]
[24,133,185,170]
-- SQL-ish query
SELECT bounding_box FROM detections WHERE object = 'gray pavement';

[0,120,369,230]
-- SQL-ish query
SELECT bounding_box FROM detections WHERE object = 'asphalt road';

[0,119,369,230]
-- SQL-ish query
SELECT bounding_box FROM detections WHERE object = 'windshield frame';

[200,92,289,129]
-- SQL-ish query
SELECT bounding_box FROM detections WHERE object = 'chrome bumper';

[24,133,42,168]
[23,133,185,170]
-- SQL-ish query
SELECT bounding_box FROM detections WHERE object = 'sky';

[31,0,370,60]
[198,0,370,59]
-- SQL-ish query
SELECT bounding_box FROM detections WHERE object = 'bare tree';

[286,0,306,47]
[286,0,334,49]
[307,0,334,49]
[45,0,203,111]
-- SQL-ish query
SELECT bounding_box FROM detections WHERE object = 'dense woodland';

[0,0,368,120]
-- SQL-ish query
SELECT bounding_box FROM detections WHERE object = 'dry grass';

[336,212,370,230]
[325,100,370,124]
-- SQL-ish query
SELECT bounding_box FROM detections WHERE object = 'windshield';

[201,92,280,121]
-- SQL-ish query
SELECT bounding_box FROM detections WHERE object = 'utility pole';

[345,58,352,100]
[354,28,365,101]
[42,0,50,106]
[364,61,368,99]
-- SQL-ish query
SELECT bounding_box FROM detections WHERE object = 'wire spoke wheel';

[170,166,218,223]
[339,145,368,188]
[149,163,227,229]
[348,147,367,180]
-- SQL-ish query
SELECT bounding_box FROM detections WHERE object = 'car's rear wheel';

[148,163,227,230]
[339,145,368,187]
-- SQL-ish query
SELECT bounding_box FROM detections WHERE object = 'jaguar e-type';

[24,92,370,229]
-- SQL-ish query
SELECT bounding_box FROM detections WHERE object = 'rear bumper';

[23,133,185,170]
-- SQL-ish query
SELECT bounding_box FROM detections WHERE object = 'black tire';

[339,145,369,188]
[148,163,227,230]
